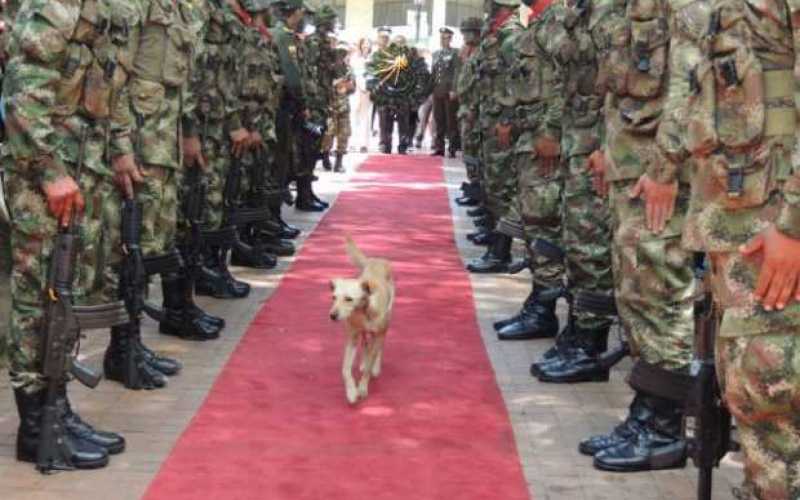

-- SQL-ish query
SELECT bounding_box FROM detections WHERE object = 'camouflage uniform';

[431,42,460,155]
[674,0,800,496]
[321,65,354,156]
[3,0,136,392]
[302,9,334,172]
[455,25,482,187]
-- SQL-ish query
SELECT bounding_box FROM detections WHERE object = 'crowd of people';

[0,0,797,499]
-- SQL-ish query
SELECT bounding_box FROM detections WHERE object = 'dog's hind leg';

[342,337,359,404]
[370,336,384,378]
[357,339,379,399]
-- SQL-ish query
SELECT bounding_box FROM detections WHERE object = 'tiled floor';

[0,153,743,499]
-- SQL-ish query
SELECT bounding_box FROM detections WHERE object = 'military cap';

[377,26,392,34]
[315,5,337,23]
[439,27,453,35]
[460,17,482,32]
[493,0,518,5]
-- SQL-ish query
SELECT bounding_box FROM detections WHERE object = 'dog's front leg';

[370,335,384,378]
[342,336,359,404]
[357,338,379,399]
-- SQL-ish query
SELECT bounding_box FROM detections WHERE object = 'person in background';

[430,27,460,157]
[321,44,356,172]
[349,37,372,153]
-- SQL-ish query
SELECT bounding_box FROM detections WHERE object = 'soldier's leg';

[497,150,563,340]
[379,106,392,153]
[446,97,460,155]
[320,115,335,171]
[590,179,694,472]
[334,113,350,173]
[397,106,412,154]
[535,154,620,382]
[709,250,800,500]
[432,95,446,154]
[0,213,9,370]
[6,169,114,469]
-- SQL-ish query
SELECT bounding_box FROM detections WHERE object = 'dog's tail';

[345,235,368,269]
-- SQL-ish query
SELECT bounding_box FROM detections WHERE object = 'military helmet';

[493,0,518,5]
[315,5,337,23]
[460,17,482,32]
[241,0,272,12]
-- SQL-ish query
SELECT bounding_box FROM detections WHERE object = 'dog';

[329,236,395,404]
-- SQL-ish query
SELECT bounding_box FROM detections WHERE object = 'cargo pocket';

[162,25,192,87]
[55,44,91,116]
[626,18,668,98]
[130,79,165,118]
[81,58,114,119]
[705,148,777,210]
[713,49,765,149]
[595,15,630,96]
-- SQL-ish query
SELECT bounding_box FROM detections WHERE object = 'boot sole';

[159,324,220,341]
[538,370,610,384]
[593,456,687,473]
[18,447,110,469]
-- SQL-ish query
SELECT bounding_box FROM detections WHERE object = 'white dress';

[349,52,373,151]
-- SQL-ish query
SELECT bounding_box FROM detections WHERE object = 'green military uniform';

[455,17,483,201]
[0,0,15,369]
[3,0,134,468]
[671,0,800,496]
[466,1,520,273]
[431,30,461,156]
[321,51,355,171]
[579,0,697,472]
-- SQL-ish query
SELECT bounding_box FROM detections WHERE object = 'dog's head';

[329,278,371,321]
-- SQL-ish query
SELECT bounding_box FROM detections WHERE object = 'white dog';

[329,236,395,404]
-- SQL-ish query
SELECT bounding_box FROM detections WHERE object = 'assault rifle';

[685,254,732,500]
[38,128,128,471]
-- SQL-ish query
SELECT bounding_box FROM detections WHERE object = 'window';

[331,0,346,29]
[373,0,432,30]
[445,0,483,27]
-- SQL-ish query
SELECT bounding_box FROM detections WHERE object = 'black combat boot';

[593,394,687,472]
[467,206,487,218]
[159,273,221,341]
[334,152,345,173]
[57,385,126,454]
[272,206,300,239]
[472,215,491,229]
[15,389,109,470]
[104,324,169,390]
[579,394,649,456]
[198,247,251,298]
[496,285,560,340]
[467,229,493,246]
[466,233,512,273]
[254,225,296,257]
[296,178,326,212]
[321,153,332,171]
[493,287,537,332]
[537,324,611,383]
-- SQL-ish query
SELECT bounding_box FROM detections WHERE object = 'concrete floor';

[0,153,743,499]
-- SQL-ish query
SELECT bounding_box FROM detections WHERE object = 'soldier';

[321,44,356,173]
[665,0,800,497]
[526,0,619,383]
[466,0,519,274]
[430,27,460,158]
[579,0,695,472]
[454,17,484,209]
[305,5,336,183]
[2,0,146,469]
[0,0,14,370]
[126,0,224,343]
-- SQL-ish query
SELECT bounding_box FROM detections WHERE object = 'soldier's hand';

[230,128,250,158]
[741,226,800,311]
[43,176,85,227]
[183,136,207,171]
[629,174,678,234]
[495,123,512,149]
[249,130,264,150]
[535,136,561,177]
[587,149,609,197]
[449,91,457,101]
[112,154,145,199]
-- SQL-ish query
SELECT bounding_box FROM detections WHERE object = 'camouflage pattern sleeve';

[108,1,141,159]
[2,1,79,185]
[542,7,568,141]
[777,0,800,238]
[650,0,707,184]
[496,27,520,125]
[181,0,211,138]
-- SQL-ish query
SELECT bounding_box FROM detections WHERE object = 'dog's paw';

[346,385,359,404]
[371,364,381,378]
[357,378,369,399]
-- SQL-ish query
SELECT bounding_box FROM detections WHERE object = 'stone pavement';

[0,153,743,499]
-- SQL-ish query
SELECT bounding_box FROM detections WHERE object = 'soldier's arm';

[3,2,78,186]
[776,0,800,239]
[542,11,567,143]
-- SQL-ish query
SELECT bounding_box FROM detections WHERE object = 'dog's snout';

[330,312,338,321]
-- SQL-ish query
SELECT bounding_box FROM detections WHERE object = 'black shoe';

[258,237,295,257]
[312,193,330,209]
[198,249,252,298]
[536,324,610,382]
[431,150,444,156]
[472,215,490,229]
[579,395,648,456]
[15,389,110,471]
[467,230,493,246]
[159,274,221,341]
[496,286,560,340]
[414,140,422,149]
[139,342,182,376]
[398,148,408,155]
[104,325,169,390]
[334,153,345,173]
[467,206,487,218]
[185,302,226,330]
[322,155,332,171]
[593,395,687,472]
[230,245,277,269]
[58,389,126,455]
[492,287,535,331]
[449,150,456,158]
[382,146,391,154]
[278,220,301,239]
[455,195,480,207]
[296,199,326,212]
[467,234,512,273]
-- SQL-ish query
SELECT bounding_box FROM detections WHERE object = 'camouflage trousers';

[480,119,516,222]
[5,167,115,392]
[196,136,230,230]
[717,331,800,500]
[609,179,694,370]
[0,218,10,369]
[321,111,351,154]
[563,154,614,329]
[460,116,481,184]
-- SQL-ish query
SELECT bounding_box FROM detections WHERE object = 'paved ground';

[0,153,742,499]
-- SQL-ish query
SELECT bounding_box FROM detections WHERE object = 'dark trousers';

[379,105,412,153]
[433,93,459,153]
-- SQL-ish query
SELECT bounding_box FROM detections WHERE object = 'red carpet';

[144,156,530,500]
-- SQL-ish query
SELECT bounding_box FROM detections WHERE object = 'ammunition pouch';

[529,238,565,263]
[574,290,617,316]
[629,360,694,404]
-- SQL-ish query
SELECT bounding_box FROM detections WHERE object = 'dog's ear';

[361,280,372,295]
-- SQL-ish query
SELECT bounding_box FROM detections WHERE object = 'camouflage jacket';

[476,9,520,127]
[3,0,137,183]
[331,66,354,116]
[667,0,800,248]
[560,0,607,159]
[431,46,460,96]
[237,24,283,142]
[498,4,567,146]
[304,30,335,122]
[456,44,480,123]
[188,1,244,141]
